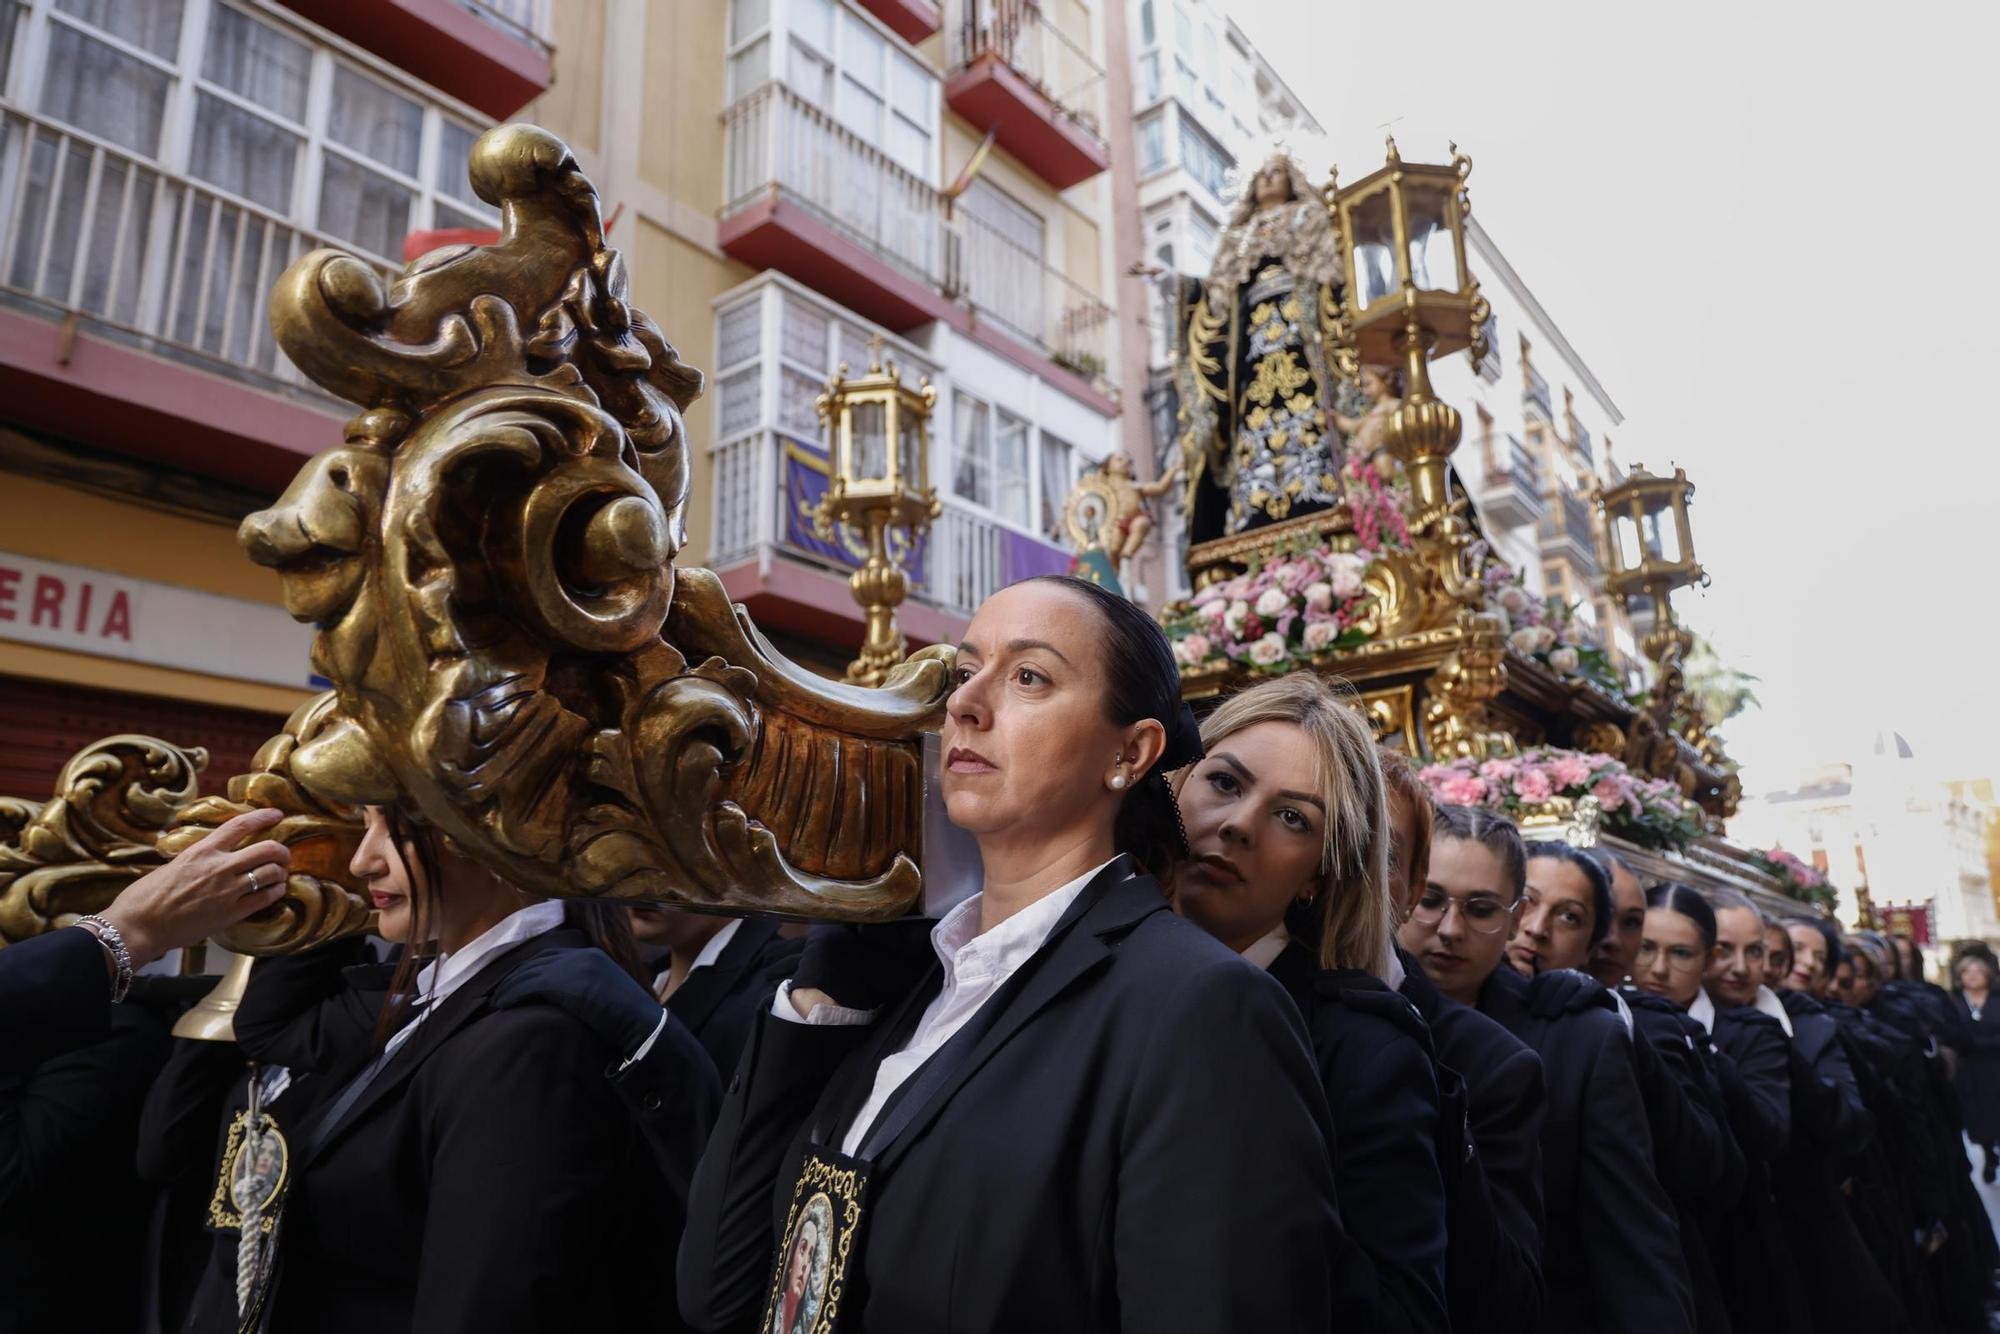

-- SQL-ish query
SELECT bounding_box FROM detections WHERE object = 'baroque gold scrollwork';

[243,124,946,930]
[0,736,208,946]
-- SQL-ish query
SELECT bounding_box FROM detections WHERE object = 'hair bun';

[1161,702,1205,771]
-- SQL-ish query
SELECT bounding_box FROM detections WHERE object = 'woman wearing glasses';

[1404,813,1695,1334]
[1382,774,1547,1334]
[1173,674,1448,1333]
[1629,883,1748,1334]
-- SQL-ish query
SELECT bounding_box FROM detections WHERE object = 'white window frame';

[4,0,498,264]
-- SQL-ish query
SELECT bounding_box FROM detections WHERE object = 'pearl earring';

[1111,773,1128,790]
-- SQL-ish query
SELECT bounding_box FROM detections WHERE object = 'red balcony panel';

[857,0,943,44]
[715,556,966,654]
[944,54,1109,191]
[0,307,343,494]
[718,196,954,334]
[278,0,551,121]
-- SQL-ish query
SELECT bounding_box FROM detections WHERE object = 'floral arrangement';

[1166,544,1377,673]
[1419,746,1706,851]
[1482,564,1626,699]
[1343,451,1412,553]
[1751,847,1838,911]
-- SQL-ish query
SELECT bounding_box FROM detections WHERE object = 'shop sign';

[0,550,315,690]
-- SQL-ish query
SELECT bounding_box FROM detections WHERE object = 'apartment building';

[530,0,1127,675]
[0,0,551,795]
[1428,219,1639,670]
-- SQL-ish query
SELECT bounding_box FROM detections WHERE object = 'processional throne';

[1,125,954,972]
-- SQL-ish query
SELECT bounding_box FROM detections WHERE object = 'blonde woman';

[1173,671,1448,1333]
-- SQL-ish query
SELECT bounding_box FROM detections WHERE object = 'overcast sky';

[1233,0,2000,793]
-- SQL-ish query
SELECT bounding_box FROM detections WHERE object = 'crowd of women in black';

[6,572,2000,1333]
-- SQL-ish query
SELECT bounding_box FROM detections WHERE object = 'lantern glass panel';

[1349,187,1398,309]
[1643,510,1681,564]
[1615,513,1642,573]
[897,406,924,490]
[1403,179,1460,294]
[851,400,888,483]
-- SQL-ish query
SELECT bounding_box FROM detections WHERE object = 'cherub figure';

[1099,451,1182,574]
[1332,364,1405,477]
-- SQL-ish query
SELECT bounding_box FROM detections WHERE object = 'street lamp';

[1329,138,1491,526]
[1598,463,1705,666]
[814,340,940,687]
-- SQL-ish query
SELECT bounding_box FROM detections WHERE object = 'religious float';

[1148,136,1822,920]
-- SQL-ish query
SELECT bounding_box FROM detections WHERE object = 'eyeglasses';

[1410,890,1520,937]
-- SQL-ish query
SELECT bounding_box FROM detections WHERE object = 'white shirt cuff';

[618,1010,670,1071]
[771,979,876,1027]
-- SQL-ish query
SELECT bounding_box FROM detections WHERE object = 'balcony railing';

[721,82,1115,396]
[1571,419,1594,465]
[948,0,1107,140]
[1524,364,1553,419]
[0,108,388,408]
[461,0,554,53]
[722,83,948,291]
[1478,433,1544,531]
[1538,483,1599,575]
[710,429,1068,618]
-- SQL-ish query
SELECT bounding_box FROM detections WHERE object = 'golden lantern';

[1597,463,1705,665]
[1328,138,1491,523]
[814,339,941,687]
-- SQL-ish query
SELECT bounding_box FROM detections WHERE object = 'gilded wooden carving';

[0,735,208,946]
[242,125,946,929]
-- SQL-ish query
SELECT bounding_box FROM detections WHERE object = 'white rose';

[1329,565,1364,598]
[1224,600,1250,633]
[1508,627,1541,656]
[1497,585,1531,617]
[1533,625,1558,653]
[1302,620,1339,652]
[1304,581,1333,612]
[1548,646,1580,674]
[1247,632,1288,665]
[1254,587,1291,618]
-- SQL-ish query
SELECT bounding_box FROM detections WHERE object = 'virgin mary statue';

[1174,152,1350,546]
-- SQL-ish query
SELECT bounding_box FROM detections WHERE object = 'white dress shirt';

[652,917,744,1003]
[383,898,567,1059]
[1242,923,1290,971]
[1752,984,1795,1036]
[1688,986,1717,1035]
[773,859,1113,1157]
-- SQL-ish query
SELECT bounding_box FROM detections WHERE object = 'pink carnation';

[1548,754,1593,788]
[1513,769,1553,802]
[1433,772,1489,806]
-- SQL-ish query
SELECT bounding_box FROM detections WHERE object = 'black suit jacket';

[1270,942,1448,1334]
[1399,951,1545,1334]
[678,862,1341,1334]
[1707,1004,1806,1334]
[1479,966,1694,1334]
[0,984,174,1334]
[235,929,706,1334]
[664,918,803,1077]
[0,928,112,1077]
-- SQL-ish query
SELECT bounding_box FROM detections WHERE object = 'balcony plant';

[1419,746,1705,851]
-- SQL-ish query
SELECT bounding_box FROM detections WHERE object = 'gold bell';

[173,953,256,1042]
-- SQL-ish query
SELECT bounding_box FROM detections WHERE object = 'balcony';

[0,109,383,490]
[1478,433,1544,532]
[279,0,553,119]
[1537,483,1600,578]
[944,0,1109,190]
[1571,419,1594,465]
[854,0,944,44]
[720,83,1117,410]
[708,429,1073,645]
[1524,364,1553,420]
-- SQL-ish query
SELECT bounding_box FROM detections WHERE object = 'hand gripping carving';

[250,125,947,930]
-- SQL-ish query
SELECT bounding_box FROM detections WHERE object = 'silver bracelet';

[75,915,134,1003]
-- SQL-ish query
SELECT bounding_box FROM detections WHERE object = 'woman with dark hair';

[678,576,1340,1334]
[230,804,719,1333]
[1508,842,1613,981]
[1380,769,1548,1334]
[1405,815,1693,1334]
[1629,884,1747,1334]
[1171,672,1446,1333]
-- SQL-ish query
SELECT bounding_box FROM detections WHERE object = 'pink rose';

[1548,754,1592,788]
[1302,619,1340,652]
[1513,769,1553,802]
[1591,776,1629,809]
[1304,581,1334,612]
[1435,773,1489,806]
[1180,632,1212,663]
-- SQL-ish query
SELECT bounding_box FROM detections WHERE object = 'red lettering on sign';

[75,582,93,633]
[0,567,16,621]
[102,589,132,641]
[30,575,63,628]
